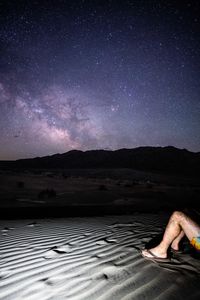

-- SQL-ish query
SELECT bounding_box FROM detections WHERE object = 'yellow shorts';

[190,237,200,250]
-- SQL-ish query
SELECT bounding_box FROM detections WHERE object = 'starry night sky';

[0,0,200,160]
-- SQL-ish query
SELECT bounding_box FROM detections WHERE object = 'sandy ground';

[0,213,200,300]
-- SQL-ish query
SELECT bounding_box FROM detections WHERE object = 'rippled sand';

[1,214,200,300]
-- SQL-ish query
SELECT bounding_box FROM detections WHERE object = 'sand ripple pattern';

[0,214,200,300]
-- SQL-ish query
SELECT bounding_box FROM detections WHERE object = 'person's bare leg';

[142,211,200,259]
[142,211,182,258]
[171,230,184,251]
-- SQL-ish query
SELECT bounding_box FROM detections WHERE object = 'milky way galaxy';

[0,0,200,159]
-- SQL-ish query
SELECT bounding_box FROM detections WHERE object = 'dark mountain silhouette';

[0,146,200,176]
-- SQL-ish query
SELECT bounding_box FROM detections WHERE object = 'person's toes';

[142,249,152,258]
[141,249,146,256]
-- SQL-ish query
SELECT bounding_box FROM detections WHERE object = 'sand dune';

[0,214,200,299]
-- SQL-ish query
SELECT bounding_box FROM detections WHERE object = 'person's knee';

[172,211,186,221]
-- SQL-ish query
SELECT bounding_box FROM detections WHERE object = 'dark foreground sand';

[0,213,200,300]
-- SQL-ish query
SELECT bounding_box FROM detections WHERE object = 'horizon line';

[0,145,199,162]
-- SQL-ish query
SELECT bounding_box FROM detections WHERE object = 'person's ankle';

[158,243,169,254]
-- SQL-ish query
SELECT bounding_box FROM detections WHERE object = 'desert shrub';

[146,181,153,189]
[98,184,107,191]
[33,170,42,175]
[38,189,57,199]
[132,181,139,186]
[47,173,54,178]
[124,183,132,188]
[17,181,24,188]
[123,180,133,188]
[62,172,68,179]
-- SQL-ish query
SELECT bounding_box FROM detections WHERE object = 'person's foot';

[142,246,167,259]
